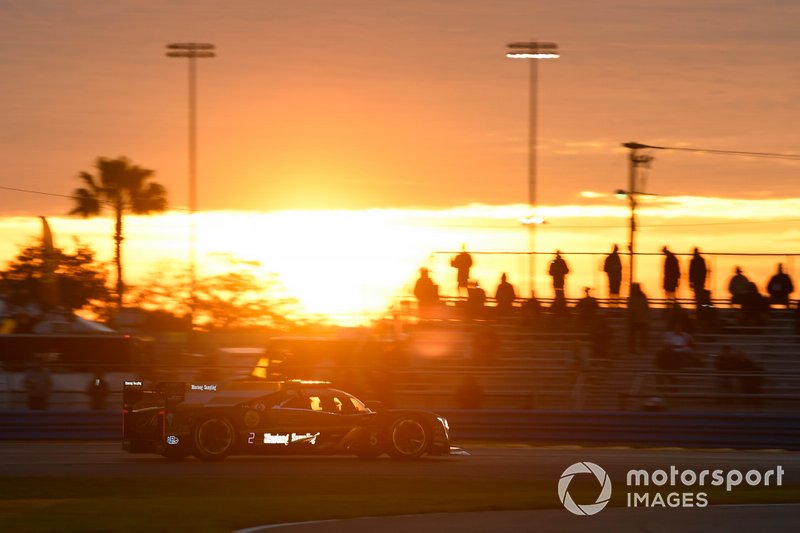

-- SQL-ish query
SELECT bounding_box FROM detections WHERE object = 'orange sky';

[2,1,799,322]
[2,0,800,215]
[1,198,798,322]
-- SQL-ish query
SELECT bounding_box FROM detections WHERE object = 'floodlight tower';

[506,41,559,295]
[166,42,216,331]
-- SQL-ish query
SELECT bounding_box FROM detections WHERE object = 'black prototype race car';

[123,380,452,461]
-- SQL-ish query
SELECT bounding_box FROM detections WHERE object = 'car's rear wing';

[123,380,252,410]
[123,381,190,410]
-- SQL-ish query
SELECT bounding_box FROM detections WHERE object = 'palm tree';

[70,156,167,308]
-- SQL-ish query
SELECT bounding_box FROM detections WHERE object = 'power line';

[547,217,800,230]
[635,143,800,161]
[3,183,798,231]
[0,184,187,211]
[0,185,77,201]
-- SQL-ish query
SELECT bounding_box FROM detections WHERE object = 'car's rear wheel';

[193,416,236,461]
[387,416,429,459]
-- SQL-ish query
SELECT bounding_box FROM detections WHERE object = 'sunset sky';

[1,1,799,320]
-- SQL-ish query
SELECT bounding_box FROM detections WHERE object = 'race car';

[122,380,451,461]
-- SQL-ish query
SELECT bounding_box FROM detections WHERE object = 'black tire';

[386,416,430,459]
[193,416,237,461]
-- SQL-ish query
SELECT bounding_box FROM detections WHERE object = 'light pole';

[618,142,655,296]
[166,42,215,332]
[506,41,559,296]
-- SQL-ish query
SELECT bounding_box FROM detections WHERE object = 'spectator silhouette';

[574,287,599,332]
[715,345,763,405]
[520,291,543,328]
[627,282,649,353]
[87,371,110,410]
[548,250,570,299]
[662,246,680,302]
[413,268,439,318]
[740,282,769,326]
[666,301,692,334]
[603,244,623,306]
[451,245,473,296]
[728,266,750,306]
[549,292,571,331]
[662,322,694,358]
[688,247,708,304]
[695,288,719,333]
[657,322,701,390]
[494,273,516,319]
[766,263,794,308]
[466,280,487,320]
[455,374,484,409]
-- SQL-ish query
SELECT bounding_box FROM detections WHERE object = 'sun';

[192,210,435,323]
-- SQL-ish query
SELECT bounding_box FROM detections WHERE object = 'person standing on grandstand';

[662,246,680,302]
[413,268,439,316]
[466,280,487,320]
[740,282,770,326]
[494,273,516,319]
[627,282,649,353]
[520,291,543,327]
[688,247,708,303]
[728,266,750,306]
[574,287,599,332]
[548,250,570,299]
[766,263,794,308]
[603,244,623,306]
[451,244,473,296]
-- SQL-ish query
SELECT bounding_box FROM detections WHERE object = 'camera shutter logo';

[558,462,612,515]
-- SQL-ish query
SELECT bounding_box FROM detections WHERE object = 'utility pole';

[622,142,654,296]
[166,42,216,335]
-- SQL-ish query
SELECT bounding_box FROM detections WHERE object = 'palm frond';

[69,188,102,217]
[130,182,168,214]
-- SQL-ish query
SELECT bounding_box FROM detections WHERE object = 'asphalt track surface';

[241,505,800,533]
[2,442,800,531]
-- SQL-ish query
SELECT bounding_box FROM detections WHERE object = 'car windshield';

[344,393,369,413]
[277,388,371,414]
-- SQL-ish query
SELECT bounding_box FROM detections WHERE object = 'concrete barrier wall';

[440,410,800,450]
[2,410,799,450]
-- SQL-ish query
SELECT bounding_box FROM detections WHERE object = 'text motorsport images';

[557,461,786,516]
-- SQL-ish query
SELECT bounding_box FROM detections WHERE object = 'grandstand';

[390,296,800,413]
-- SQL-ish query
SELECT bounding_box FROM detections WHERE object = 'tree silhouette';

[1,239,112,316]
[69,157,167,308]
[129,263,299,330]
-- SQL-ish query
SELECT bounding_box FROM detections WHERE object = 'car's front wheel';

[193,416,236,461]
[387,416,429,459]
